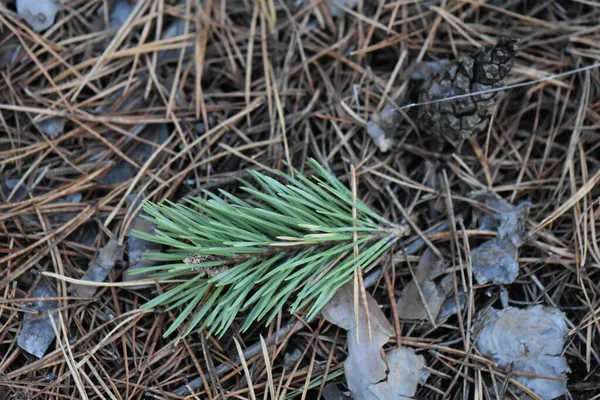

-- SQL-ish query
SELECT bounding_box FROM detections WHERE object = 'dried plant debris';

[496,203,530,247]
[37,117,67,139]
[476,193,531,247]
[322,384,352,400]
[409,60,451,81]
[94,87,145,114]
[396,248,451,322]
[17,0,64,32]
[17,280,58,358]
[475,306,569,400]
[158,19,195,62]
[70,238,123,298]
[123,194,161,286]
[437,290,466,322]
[109,0,135,29]
[323,282,427,400]
[471,238,519,285]
[50,193,82,223]
[1,0,598,397]
[0,33,22,68]
[366,105,397,152]
[283,347,303,371]
[469,194,531,285]
[298,0,359,18]
[1,179,27,202]
[327,0,359,17]
[418,37,520,147]
[372,347,428,400]
[101,125,167,185]
[102,161,134,185]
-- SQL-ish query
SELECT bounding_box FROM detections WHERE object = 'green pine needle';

[133,159,409,337]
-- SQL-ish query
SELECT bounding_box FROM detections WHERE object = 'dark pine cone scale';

[419,37,521,148]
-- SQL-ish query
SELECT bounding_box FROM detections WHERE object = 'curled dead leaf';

[323,282,427,399]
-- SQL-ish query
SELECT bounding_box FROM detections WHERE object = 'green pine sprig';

[133,159,408,337]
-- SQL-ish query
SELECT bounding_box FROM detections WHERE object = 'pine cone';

[418,37,520,148]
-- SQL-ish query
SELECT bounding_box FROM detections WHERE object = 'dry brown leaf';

[476,193,531,247]
[396,248,450,322]
[17,279,58,358]
[323,282,426,400]
[476,305,569,400]
[37,117,67,139]
[369,347,426,400]
[471,238,519,285]
[122,194,161,287]
[70,238,123,298]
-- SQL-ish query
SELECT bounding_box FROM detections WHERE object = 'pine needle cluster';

[134,159,408,337]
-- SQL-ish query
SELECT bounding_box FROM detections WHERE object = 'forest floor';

[1,0,599,399]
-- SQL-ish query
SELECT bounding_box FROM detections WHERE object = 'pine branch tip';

[136,160,406,338]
